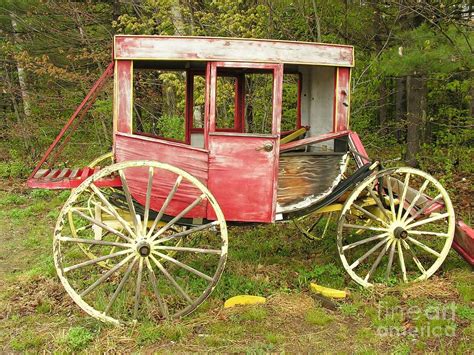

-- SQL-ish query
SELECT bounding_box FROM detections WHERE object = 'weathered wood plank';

[277,153,348,212]
[114,36,354,67]
[115,133,209,218]
[207,134,278,223]
[34,169,50,179]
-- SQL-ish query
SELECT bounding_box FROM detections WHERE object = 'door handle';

[256,142,274,152]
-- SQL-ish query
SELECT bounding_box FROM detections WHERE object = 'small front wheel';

[54,160,228,325]
[337,167,455,287]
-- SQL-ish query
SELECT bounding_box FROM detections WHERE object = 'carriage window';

[244,73,274,134]
[192,74,206,129]
[216,76,237,130]
[281,73,301,132]
[133,68,186,142]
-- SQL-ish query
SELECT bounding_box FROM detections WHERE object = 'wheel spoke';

[146,176,183,239]
[386,176,397,220]
[349,238,388,269]
[133,258,144,319]
[80,253,135,297]
[64,249,133,273]
[351,203,389,227]
[89,184,137,239]
[407,230,449,237]
[118,169,139,232]
[406,236,441,258]
[405,194,443,224]
[151,194,206,241]
[367,187,391,222]
[104,256,138,315]
[143,167,154,236]
[152,251,213,282]
[58,236,132,248]
[397,240,408,282]
[397,173,411,220]
[342,232,388,251]
[402,240,427,276]
[401,179,430,222]
[406,212,449,229]
[149,255,193,304]
[145,258,169,318]
[154,245,221,255]
[385,239,396,279]
[343,223,387,232]
[154,221,219,245]
[71,208,133,243]
[364,240,390,282]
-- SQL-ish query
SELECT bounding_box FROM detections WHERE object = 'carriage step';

[27,167,121,190]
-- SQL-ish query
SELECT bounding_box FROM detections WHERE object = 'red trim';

[29,62,114,180]
[185,70,193,144]
[132,131,186,144]
[348,131,370,166]
[332,67,337,132]
[453,221,474,266]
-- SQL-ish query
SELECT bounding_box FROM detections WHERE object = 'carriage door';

[207,62,283,223]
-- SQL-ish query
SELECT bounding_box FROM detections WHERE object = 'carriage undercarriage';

[27,36,473,325]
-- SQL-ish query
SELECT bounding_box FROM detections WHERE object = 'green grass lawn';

[0,185,472,353]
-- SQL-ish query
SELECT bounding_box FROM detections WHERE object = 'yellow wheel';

[337,167,455,287]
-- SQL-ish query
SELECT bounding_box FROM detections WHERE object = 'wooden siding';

[114,36,354,67]
[115,133,209,218]
[207,134,278,223]
[116,60,133,134]
[334,67,351,132]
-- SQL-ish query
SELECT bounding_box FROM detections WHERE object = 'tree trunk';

[405,75,427,167]
[171,0,185,35]
[113,0,121,22]
[311,0,322,42]
[10,17,31,119]
[395,76,406,143]
[378,81,388,133]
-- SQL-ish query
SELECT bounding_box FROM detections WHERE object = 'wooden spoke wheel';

[337,167,455,288]
[54,161,228,325]
[293,211,335,241]
[68,151,116,267]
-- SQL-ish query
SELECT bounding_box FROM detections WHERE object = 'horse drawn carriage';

[27,36,473,325]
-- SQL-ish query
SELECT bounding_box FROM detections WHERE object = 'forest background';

[0,1,473,353]
[1,0,473,205]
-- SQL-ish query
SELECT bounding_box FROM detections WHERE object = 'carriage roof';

[113,35,354,68]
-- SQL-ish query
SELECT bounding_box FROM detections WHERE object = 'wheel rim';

[54,161,228,324]
[337,167,455,287]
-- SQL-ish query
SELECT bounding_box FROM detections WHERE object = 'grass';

[304,307,334,326]
[0,186,472,353]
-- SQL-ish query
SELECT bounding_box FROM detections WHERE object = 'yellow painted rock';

[310,283,347,299]
[224,295,266,308]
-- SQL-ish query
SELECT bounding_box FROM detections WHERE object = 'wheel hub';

[393,226,408,240]
[136,240,151,257]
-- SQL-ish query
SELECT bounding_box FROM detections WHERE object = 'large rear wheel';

[54,160,228,324]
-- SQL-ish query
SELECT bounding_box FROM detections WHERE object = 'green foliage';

[297,263,345,289]
[305,308,334,326]
[10,331,44,351]
[340,303,359,317]
[379,24,473,76]
[64,326,94,351]
[0,160,30,179]
[456,305,474,321]
[154,115,186,141]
